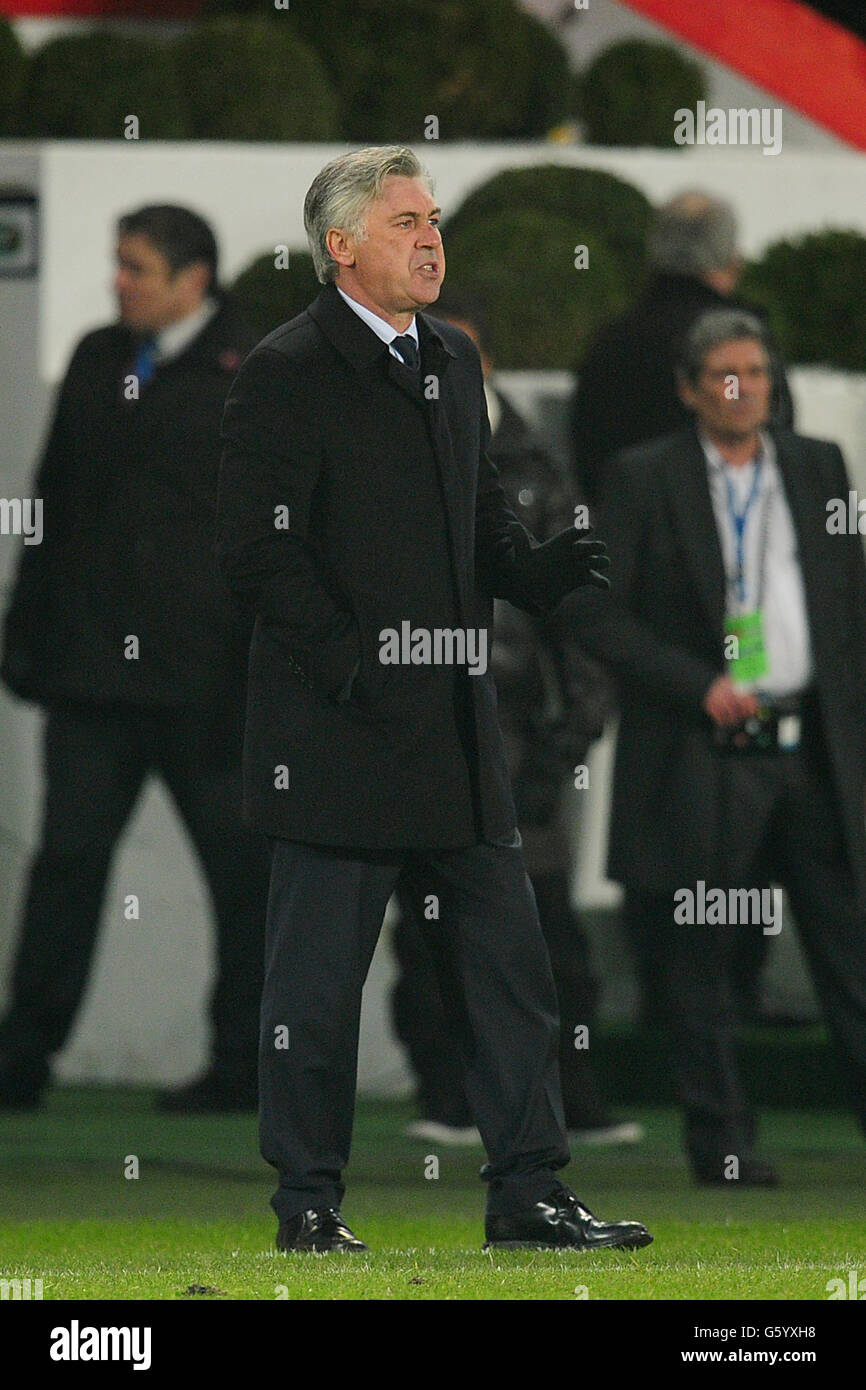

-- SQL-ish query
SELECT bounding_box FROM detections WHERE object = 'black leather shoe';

[277,1208,368,1253]
[484,1185,653,1251]
[694,1158,779,1187]
[154,1069,257,1114]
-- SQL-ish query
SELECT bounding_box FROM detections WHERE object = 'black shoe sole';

[483,1231,653,1252]
[276,1242,369,1254]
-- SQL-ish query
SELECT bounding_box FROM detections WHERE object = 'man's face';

[113,232,205,333]
[331,175,444,320]
[679,338,772,441]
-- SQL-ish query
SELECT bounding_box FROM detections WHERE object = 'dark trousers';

[631,723,866,1172]
[391,867,609,1129]
[259,833,571,1223]
[0,699,270,1082]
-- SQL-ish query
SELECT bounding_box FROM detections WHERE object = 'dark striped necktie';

[391,334,419,371]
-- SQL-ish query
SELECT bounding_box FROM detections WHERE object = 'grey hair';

[677,307,769,384]
[304,145,434,285]
[647,190,739,278]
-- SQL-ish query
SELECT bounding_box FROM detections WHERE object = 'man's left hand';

[507,523,610,607]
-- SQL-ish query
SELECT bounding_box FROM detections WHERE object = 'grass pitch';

[0,1090,864,1300]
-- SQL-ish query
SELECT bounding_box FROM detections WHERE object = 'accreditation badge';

[725,609,769,685]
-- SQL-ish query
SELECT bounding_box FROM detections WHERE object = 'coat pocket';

[345,587,395,713]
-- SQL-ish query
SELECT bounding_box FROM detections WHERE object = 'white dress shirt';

[152,295,219,362]
[701,429,813,696]
[336,285,419,365]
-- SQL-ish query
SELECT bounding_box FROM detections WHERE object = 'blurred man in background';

[391,294,642,1148]
[0,204,269,1113]
[570,190,794,510]
[571,191,795,1025]
[571,307,866,1185]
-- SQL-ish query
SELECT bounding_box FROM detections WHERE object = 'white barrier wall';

[1,140,863,1090]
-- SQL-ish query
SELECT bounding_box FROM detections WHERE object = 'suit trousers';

[0,698,270,1082]
[259,833,572,1222]
[632,715,866,1171]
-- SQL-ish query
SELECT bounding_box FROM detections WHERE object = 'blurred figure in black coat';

[391,296,642,1147]
[570,190,794,510]
[0,205,269,1112]
[570,192,795,1026]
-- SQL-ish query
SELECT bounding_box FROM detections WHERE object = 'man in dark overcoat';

[0,205,269,1112]
[216,145,652,1252]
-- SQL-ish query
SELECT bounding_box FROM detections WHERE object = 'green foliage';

[290,0,571,141]
[16,30,188,139]
[0,19,27,136]
[578,39,707,147]
[443,209,628,369]
[740,229,866,370]
[174,18,339,141]
[444,164,653,293]
[231,250,321,339]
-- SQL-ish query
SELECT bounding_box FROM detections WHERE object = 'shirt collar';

[336,285,418,347]
[699,428,773,477]
[152,296,219,362]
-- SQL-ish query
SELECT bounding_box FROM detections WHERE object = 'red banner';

[619,0,866,150]
[0,1,206,13]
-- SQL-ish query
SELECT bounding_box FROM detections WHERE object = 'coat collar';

[307,280,457,387]
[667,426,727,632]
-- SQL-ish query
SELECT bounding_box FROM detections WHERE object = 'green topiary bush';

[174,18,339,141]
[0,20,27,136]
[443,164,653,291]
[16,30,188,139]
[577,39,706,147]
[290,0,571,141]
[230,249,321,340]
[442,209,628,369]
[740,229,866,370]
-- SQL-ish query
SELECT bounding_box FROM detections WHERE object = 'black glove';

[506,522,609,608]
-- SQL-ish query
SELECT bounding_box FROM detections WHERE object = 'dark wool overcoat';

[216,281,552,849]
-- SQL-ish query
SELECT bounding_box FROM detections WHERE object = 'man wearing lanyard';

[571,307,866,1185]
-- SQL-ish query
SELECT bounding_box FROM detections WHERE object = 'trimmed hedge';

[17,30,188,139]
[443,164,653,290]
[174,18,339,141]
[289,0,571,141]
[230,249,321,340]
[741,229,866,370]
[0,20,27,136]
[577,39,707,147]
[441,209,628,369]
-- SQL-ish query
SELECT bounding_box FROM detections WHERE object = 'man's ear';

[177,261,210,302]
[325,226,355,270]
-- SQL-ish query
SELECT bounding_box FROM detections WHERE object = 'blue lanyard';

[723,456,764,607]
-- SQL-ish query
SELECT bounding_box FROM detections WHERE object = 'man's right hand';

[702,675,759,728]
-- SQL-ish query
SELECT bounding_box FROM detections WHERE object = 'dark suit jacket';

[568,425,866,902]
[569,274,795,508]
[216,281,549,850]
[1,292,257,709]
